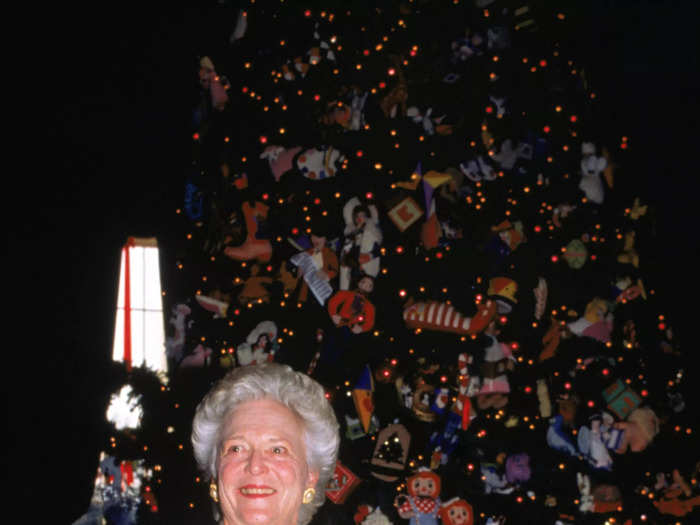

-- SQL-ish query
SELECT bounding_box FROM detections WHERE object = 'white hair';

[191,363,340,525]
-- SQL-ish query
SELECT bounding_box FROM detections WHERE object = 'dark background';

[9,1,698,521]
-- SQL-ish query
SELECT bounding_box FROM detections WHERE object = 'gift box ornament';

[326,461,361,504]
[602,379,642,420]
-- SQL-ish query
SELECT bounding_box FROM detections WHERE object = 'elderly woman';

[192,363,340,525]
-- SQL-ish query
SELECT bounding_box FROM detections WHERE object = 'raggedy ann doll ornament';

[439,498,473,525]
[340,197,383,290]
[394,469,442,525]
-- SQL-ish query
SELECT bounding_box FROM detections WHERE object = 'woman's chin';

[226,504,296,525]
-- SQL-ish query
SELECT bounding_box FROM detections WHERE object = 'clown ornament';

[395,469,442,525]
[439,498,473,525]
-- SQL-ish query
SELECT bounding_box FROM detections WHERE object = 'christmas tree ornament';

[370,424,411,482]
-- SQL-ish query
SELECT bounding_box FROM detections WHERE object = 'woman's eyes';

[226,444,287,455]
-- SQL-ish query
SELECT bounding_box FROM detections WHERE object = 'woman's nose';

[245,449,267,474]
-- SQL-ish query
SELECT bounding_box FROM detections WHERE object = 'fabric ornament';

[235,320,278,366]
[325,461,361,504]
[179,344,212,368]
[579,142,607,204]
[617,231,639,268]
[439,498,474,525]
[533,277,548,320]
[395,469,442,525]
[235,264,274,305]
[563,238,588,269]
[370,424,411,482]
[229,9,247,42]
[296,145,346,180]
[223,201,272,262]
[403,299,497,336]
[165,303,192,363]
[260,145,303,182]
[491,220,526,253]
[354,506,393,525]
[505,453,531,485]
[339,197,383,290]
[327,278,376,334]
[567,298,613,343]
[487,277,518,313]
[195,290,230,319]
[421,170,453,249]
[475,334,515,410]
[199,56,230,111]
[352,365,375,433]
[380,55,408,118]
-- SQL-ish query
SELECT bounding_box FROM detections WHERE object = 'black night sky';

[10,2,700,522]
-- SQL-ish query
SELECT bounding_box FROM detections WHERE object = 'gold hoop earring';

[302,487,316,504]
[210,481,219,503]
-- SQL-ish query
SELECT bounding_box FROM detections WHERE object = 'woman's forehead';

[223,398,304,437]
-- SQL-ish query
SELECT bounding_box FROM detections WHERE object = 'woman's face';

[353,211,367,227]
[218,399,319,525]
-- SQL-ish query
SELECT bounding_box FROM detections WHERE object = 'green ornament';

[564,239,588,269]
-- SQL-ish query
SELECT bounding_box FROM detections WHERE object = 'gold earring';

[210,481,219,503]
[302,488,316,504]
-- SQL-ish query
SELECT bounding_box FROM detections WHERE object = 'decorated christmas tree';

[72,1,698,524]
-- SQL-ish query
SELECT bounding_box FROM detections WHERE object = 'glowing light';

[106,385,143,430]
[112,238,167,383]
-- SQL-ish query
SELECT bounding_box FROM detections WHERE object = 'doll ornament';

[439,498,473,525]
[340,197,383,290]
[395,469,442,525]
[235,321,278,366]
[328,275,376,334]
